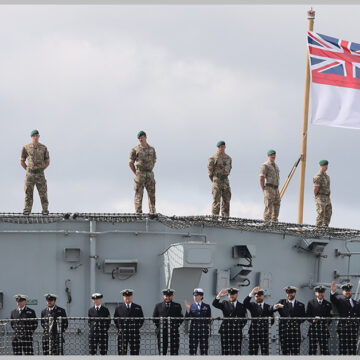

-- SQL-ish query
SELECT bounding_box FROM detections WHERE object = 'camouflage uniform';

[129,144,157,214]
[260,160,280,221]
[21,143,49,213]
[208,153,232,217]
[313,170,332,226]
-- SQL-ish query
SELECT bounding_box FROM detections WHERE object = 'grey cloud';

[0,5,359,228]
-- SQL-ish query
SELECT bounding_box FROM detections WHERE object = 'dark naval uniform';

[152,301,184,355]
[88,305,111,355]
[276,299,305,355]
[306,298,333,355]
[212,297,247,355]
[10,306,38,355]
[185,302,211,355]
[41,306,68,355]
[330,291,360,355]
[114,303,144,355]
[243,295,274,355]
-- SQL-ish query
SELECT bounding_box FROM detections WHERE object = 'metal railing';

[0,317,359,355]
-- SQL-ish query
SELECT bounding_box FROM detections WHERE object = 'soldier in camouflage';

[313,160,332,227]
[208,141,232,217]
[129,131,157,214]
[20,130,50,215]
[260,150,280,222]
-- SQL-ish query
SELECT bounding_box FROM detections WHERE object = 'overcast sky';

[0,4,359,228]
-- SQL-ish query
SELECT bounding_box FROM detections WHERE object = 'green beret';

[137,131,146,139]
[217,140,225,147]
[267,149,276,155]
[30,129,39,137]
[319,160,328,166]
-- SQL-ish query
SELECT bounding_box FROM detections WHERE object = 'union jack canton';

[308,31,360,90]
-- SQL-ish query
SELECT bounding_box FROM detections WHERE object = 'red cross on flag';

[308,31,360,129]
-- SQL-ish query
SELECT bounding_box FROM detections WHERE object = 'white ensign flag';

[308,31,360,129]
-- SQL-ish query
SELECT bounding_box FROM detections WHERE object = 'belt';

[265,184,278,189]
[27,168,44,174]
[136,167,152,173]
[214,175,228,181]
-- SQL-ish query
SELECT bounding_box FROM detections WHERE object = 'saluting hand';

[274,303,284,309]
[331,281,337,293]
[217,289,228,298]
[251,286,260,295]
[184,300,190,313]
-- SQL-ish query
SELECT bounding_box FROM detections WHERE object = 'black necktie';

[288,301,293,314]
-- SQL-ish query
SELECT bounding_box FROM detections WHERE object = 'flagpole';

[297,8,315,225]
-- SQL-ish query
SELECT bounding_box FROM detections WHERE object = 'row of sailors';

[8,281,360,356]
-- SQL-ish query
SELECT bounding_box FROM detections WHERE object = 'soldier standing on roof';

[129,131,157,214]
[313,160,332,227]
[20,129,50,215]
[208,141,232,217]
[260,149,280,222]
